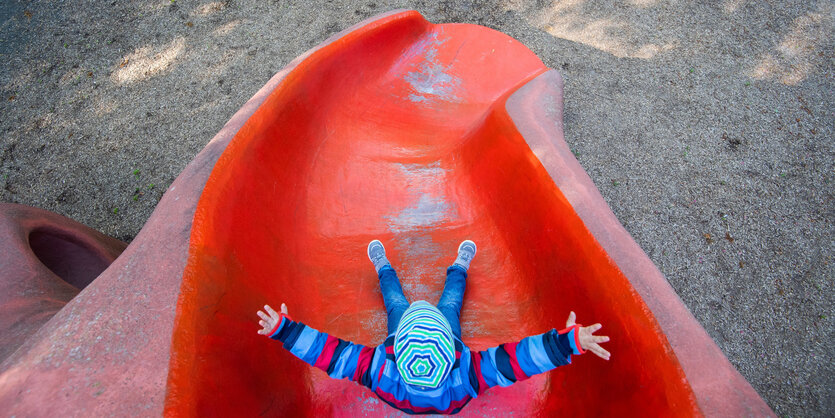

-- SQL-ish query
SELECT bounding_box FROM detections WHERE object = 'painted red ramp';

[165,10,770,417]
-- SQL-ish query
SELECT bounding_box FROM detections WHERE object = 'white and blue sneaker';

[367,240,391,273]
[453,240,477,271]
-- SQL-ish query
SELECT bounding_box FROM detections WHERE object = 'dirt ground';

[1,0,832,415]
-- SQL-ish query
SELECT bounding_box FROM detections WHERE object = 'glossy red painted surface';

[165,11,709,416]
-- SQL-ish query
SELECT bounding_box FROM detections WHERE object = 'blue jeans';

[378,265,467,339]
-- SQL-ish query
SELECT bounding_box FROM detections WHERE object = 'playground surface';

[1,0,832,414]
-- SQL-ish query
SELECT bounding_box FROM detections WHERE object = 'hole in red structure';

[29,228,110,290]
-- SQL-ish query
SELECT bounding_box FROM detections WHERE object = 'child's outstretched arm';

[257,304,378,388]
[469,311,610,395]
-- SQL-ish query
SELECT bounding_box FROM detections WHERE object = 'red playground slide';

[0,10,772,417]
[165,10,771,417]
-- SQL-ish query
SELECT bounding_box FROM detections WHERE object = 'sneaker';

[453,240,477,271]
[367,240,390,273]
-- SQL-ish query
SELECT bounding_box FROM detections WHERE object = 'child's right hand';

[566,311,611,360]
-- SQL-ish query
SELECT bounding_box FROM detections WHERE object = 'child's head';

[393,301,455,388]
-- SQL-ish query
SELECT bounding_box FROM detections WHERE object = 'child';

[257,240,610,414]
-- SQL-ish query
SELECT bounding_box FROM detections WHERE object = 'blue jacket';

[269,316,583,414]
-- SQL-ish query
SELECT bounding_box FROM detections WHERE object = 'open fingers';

[281,303,288,315]
[585,323,602,334]
[588,343,611,361]
[593,335,609,344]
[264,304,280,318]
[257,310,270,321]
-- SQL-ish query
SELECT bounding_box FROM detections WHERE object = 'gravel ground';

[1,0,832,415]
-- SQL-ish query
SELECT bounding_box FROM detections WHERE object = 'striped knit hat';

[394,301,455,388]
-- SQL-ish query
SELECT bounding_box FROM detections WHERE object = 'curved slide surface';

[166,10,770,416]
[0,10,772,417]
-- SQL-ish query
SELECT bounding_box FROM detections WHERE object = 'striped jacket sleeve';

[268,317,378,388]
[469,325,584,395]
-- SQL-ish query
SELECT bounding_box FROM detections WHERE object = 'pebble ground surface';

[1,0,832,415]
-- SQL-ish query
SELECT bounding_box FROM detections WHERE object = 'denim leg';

[437,265,467,339]
[378,265,409,335]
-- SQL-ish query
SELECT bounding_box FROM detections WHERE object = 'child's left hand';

[257,303,288,335]
[566,311,611,361]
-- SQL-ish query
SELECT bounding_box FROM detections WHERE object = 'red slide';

[164,10,770,416]
[0,10,772,417]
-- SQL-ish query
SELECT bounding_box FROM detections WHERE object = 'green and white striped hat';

[394,301,455,388]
